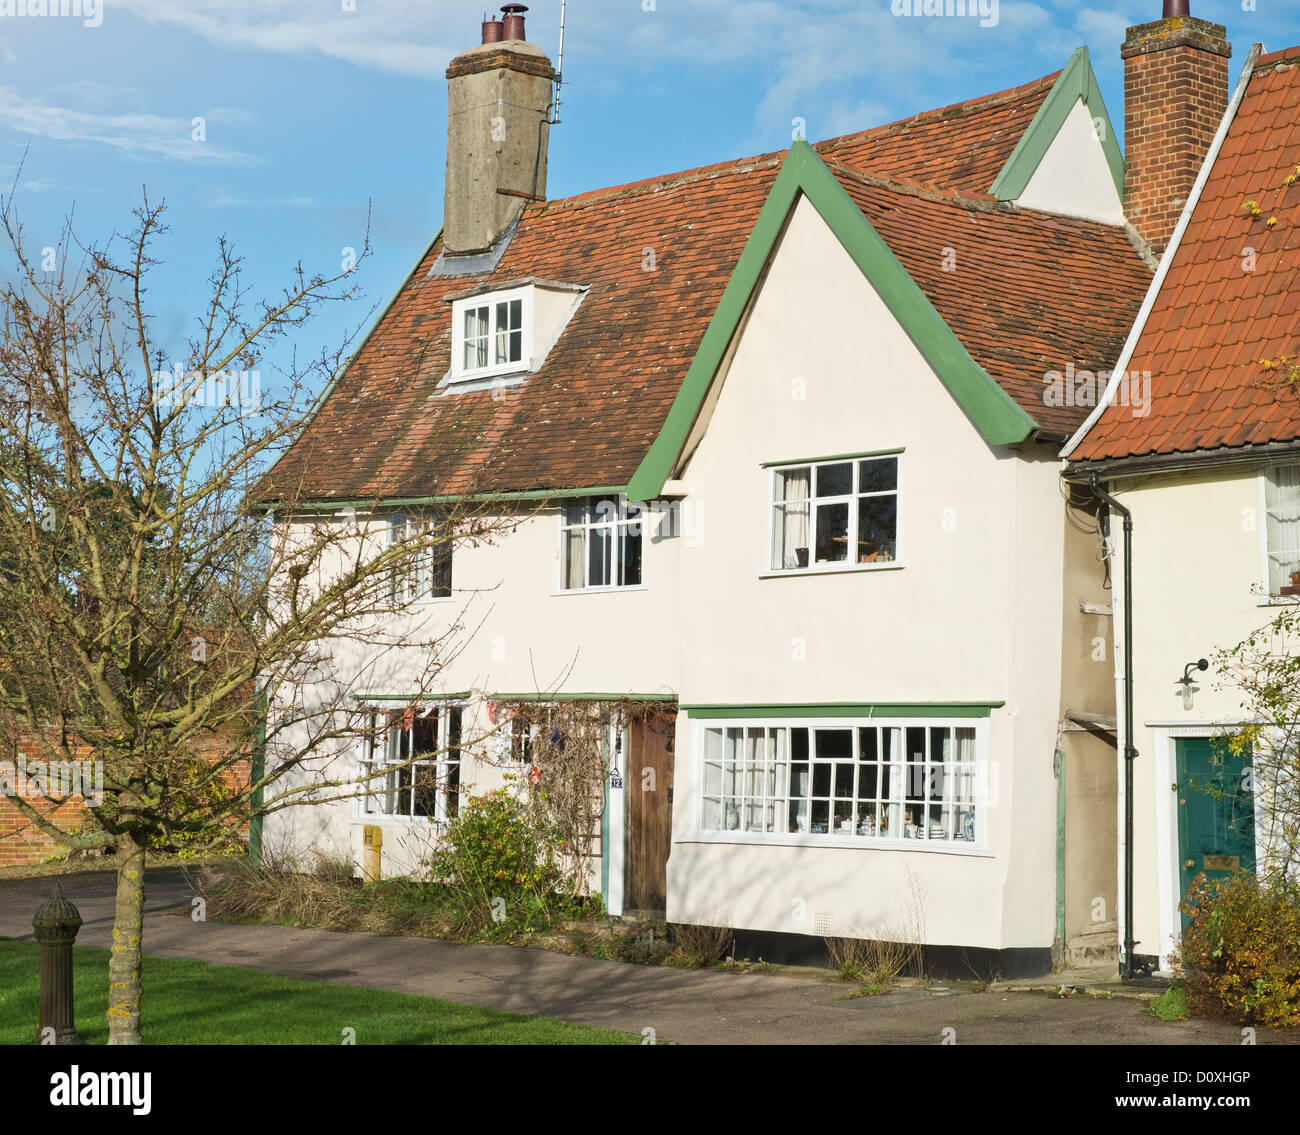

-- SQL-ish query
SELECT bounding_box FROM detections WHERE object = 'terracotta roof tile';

[1073,49,1300,462]
[267,66,1148,501]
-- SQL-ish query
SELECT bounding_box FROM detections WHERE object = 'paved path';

[1,867,1294,1045]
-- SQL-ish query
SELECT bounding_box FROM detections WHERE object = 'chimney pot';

[482,17,504,44]
[1163,0,1191,16]
[501,3,528,41]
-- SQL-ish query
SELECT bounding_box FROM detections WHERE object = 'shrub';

[425,790,575,940]
[1173,872,1300,1027]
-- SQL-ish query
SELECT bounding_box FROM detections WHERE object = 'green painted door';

[1175,737,1256,929]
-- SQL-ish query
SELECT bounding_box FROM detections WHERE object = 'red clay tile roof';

[815,70,1060,198]
[1070,47,1300,463]
[830,163,1149,437]
[266,68,1148,503]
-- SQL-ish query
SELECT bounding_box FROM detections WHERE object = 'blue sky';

[1,0,1296,408]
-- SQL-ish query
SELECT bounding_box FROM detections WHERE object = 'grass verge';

[0,939,637,1045]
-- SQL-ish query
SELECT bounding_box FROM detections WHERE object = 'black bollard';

[32,882,84,1045]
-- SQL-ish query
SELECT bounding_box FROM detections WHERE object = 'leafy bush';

[426,789,577,940]
[1174,872,1300,1027]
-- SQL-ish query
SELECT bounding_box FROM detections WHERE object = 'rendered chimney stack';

[1122,2,1230,257]
[445,5,555,256]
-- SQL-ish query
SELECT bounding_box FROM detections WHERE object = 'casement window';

[359,705,463,822]
[699,720,979,844]
[560,496,643,590]
[1264,464,1300,595]
[770,455,898,571]
[390,514,453,603]
[450,288,530,379]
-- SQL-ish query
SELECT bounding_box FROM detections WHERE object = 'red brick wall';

[0,727,253,866]
[1123,16,1231,257]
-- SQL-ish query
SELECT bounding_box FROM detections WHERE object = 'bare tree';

[0,191,507,1043]
[1214,604,1300,877]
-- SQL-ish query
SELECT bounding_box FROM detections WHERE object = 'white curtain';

[1266,464,1300,592]
[778,469,810,568]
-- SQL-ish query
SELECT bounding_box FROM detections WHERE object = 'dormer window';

[456,290,528,377]
[442,278,586,391]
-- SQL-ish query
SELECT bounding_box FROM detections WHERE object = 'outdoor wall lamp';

[1177,658,1209,711]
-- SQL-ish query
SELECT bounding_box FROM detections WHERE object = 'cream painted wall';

[264,502,685,879]
[1101,464,1275,969]
[1015,99,1126,226]
[665,195,1070,951]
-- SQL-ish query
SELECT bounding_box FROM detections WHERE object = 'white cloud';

[113,0,455,78]
[0,87,256,163]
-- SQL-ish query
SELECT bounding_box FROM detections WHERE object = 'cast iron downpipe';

[1090,474,1137,980]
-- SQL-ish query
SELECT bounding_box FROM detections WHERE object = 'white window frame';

[389,513,453,604]
[449,286,533,381]
[1258,462,1300,603]
[686,716,989,853]
[356,703,465,824]
[557,495,645,592]
[764,453,902,577]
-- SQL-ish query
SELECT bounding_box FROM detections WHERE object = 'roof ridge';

[534,151,785,213]
[814,66,1062,155]
[1256,44,1300,69]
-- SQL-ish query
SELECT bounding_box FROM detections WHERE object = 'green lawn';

[0,940,637,1045]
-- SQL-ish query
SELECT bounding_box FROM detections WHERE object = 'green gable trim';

[761,447,904,469]
[349,692,474,702]
[490,692,679,704]
[626,140,1036,501]
[683,702,1005,720]
[282,486,628,513]
[989,47,1125,202]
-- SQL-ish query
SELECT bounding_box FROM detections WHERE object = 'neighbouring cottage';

[1064,32,1300,974]
[257,4,1234,976]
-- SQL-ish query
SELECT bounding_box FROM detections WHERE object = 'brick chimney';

[443,5,555,257]
[1122,3,1230,256]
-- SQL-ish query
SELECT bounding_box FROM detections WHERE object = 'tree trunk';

[107,831,145,1045]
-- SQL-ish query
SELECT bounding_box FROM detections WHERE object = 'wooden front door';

[624,712,676,914]
[1175,737,1255,930]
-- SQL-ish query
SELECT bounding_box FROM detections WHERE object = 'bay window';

[770,454,898,571]
[699,719,979,845]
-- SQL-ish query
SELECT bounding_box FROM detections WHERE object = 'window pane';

[858,458,897,493]
[563,502,585,526]
[620,522,642,585]
[1266,464,1300,593]
[814,501,849,563]
[773,502,811,569]
[816,462,852,497]
[588,525,612,586]
[774,467,810,502]
[857,496,897,563]
[447,708,462,820]
[562,529,584,589]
